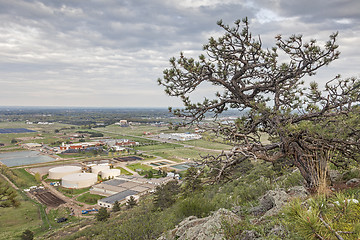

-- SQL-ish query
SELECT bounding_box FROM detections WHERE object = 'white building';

[159,133,202,141]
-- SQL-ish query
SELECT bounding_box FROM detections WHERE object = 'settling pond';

[0,151,57,167]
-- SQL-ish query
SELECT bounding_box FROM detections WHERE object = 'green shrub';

[342,169,360,181]
[283,192,360,240]
[175,196,216,218]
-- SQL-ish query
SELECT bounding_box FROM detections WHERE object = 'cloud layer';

[0,0,359,107]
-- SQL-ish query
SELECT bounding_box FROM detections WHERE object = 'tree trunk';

[292,150,330,193]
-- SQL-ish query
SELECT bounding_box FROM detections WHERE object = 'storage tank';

[91,164,110,175]
[61,173,97,189]
[48,166,82,180]
[101,169,121,179]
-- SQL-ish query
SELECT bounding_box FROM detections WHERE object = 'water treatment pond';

[0,151,57,167]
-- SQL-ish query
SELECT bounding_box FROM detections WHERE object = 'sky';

[0,0,359,108]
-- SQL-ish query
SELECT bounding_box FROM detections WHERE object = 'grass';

[0,180,45,240]
[46,206,78,228]
[102,125,170,137]
[76,192,105,205]
[11,168,39,187]
[126,163,153,172]
[116,167,133,175]
[150,148,209,162]
[56,186,91,198]
[183,139,232,150]
[135,142,183,151]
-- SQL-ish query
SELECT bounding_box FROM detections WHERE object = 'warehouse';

[98,190,138,208]
[48,166,82,180]
[61,173,97,189]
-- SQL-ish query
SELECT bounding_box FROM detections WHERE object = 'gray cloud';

[0,0,359,107]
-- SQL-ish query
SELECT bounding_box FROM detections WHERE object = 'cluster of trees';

[0,180,19,208]
[159,18,360,192]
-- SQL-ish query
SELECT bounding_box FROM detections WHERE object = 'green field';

[101,125,169,137]
[56,186,90,198]
[76,192,104,205]
[126,163,153,172]
[0,179,45,240]
[0,121,77,147]
[116,167,133,175]
[150,148,209,162]
[135,142,183,151]
[183,139,232,150]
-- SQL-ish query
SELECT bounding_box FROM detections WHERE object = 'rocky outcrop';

[157,208,243,240]
[250,187,309,217]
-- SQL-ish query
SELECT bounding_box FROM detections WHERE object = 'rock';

[250,190,289,217]
[287,186,308,199]
[158,208,246,240]
[329,170,342,183]
[346,178,360,186]
[268,225,287,238]
[239,230,260,240]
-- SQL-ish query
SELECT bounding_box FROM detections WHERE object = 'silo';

[48,166,82,180]
[101,169,121,179]
[61,173,97,189]
[91,165,110,175]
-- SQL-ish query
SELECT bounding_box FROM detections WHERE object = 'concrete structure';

[22,143,42,148]
[61,173,97,189]
[48,166,82,180]
[101,169,121,179]
[91,176,174,208]
[159,133,202,141]
[91,164,110,175]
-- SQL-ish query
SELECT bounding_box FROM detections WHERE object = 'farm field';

[103,124,169,136]
[183,139,232,150]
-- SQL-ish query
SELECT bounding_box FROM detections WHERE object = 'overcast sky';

[0,0,359,108]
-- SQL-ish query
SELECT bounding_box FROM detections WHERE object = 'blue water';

[0,151,56,167]
[171,163,192,170]
[0,128,36,134]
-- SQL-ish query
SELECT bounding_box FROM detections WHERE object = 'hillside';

[36,161,360,240]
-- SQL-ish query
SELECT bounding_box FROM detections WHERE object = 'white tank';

[48,166,82,180]
[61,173,97,189]
[91,165,110,175]
[101,169,121,179]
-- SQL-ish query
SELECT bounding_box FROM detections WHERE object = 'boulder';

[346,178,360,186]
[287,186,309,199]
[158,208,246,240]
[328,170,342,183]
[249,190,290,217]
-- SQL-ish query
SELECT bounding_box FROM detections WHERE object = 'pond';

[0,151,57,167]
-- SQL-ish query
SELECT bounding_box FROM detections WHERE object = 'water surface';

[0,151,56,167]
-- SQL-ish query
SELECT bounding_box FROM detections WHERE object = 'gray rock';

[158,208,243,240]
[329,170,342,183]
[287,186,308,199]
[250,190,289,217]
[268,225,287,238]
[346,178,360,186]
[239,230,260,240]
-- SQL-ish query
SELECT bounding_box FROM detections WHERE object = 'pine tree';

[126,196,137,209]
[96,207,110,221]
[112,200,120,212]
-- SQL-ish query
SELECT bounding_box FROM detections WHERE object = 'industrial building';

[158,133,202,141]
[98,190,138,208]
[92,176,174,208]
[48,166,82,180]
